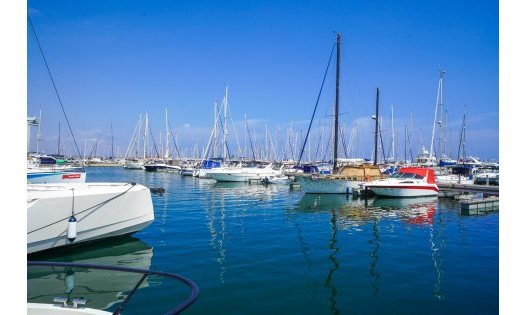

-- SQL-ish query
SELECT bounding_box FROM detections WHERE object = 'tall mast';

[391,105,395,162]
[373,88,380,166]
[213,100,218,158]
[110,123,114,159]
[137,114,142,158]
[223,86,228,161]
[144,113,149,159]
[457,106,467,162]
[57,122,61,155]
[430,69,445,163]
[332,32,341,173]
[165,108,170,159]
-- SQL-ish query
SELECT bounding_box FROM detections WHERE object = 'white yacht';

[206,163,283,182]
[27,182,154,254]
[27,155,86,184]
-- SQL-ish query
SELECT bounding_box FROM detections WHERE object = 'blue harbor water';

[28,167,499,314]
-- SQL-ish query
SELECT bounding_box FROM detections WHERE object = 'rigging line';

[28,183,136,235]
[245,120,257,161]
[167,120,182,159]
[27,15,82,160]
[71,189,75,216]
[339,125,349,158]
[147,122,161,158]
[216,114,231,160]
[296,42,336,165]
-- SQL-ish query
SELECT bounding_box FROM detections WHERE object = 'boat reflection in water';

[295,194,437,226]
[27,236,153,311]
[369,196,437,225]
[292,194,442,308]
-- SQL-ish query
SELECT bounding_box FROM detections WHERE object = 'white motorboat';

[364,167,439,197]
[122,159,145,170]
[28,155,87,184]
[261,175,293,185]
[435,173,474,185]
[27,182,154,254]
[206,163,282,182]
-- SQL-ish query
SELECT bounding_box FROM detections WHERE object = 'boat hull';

[27,170,86,184]
[27,182,154,254]
[123,161,144,170]
[206,168,282,182]
[367,185,439,197]
[296,176,363,194]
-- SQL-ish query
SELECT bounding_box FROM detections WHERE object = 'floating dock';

[460,197,499,215]
[437,183,499,196]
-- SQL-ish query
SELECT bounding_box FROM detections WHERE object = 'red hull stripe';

[370,185,439,192]
[62,174,82,179]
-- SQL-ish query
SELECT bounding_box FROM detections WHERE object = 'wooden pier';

[437,183,499,196]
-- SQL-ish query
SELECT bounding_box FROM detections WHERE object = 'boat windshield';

[390,172,424,180]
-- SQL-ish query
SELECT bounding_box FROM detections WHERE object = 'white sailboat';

[206,162,283,182]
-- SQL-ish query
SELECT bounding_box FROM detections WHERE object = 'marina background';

[25,0,498,160]
[2,0,523,313]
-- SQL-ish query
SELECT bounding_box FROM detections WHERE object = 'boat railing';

[28,261,199,315]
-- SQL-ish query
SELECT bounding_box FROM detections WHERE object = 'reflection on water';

[325,210,340,315]
[294,194,438,228]
[429,209,444,300]
[205,189,228,283]
[203,181,293,283]
[28,237,153,310]
[369,220,381,296]
[292,194,444,302]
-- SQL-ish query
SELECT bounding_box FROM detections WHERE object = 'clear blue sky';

[26,0,499,160]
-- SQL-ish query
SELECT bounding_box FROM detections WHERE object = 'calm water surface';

[28,167,499,314]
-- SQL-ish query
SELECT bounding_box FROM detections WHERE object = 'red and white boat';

[364,167,439,197]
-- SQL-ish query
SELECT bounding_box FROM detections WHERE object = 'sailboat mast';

[223,86,228,161]
[110,123,114,159]
[57,122,61,155]
[457,107,467,162]
[333,32,341,173]
[374,88,380,166]
[165,108,170,159]
[391,105,395,162]
[144,113,149,159]
[430,69,445,163]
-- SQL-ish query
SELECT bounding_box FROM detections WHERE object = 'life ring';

[365,175,371,181]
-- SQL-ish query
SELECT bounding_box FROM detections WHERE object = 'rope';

[27,15,83,160]
[297,41,336,165]
[28,183,137,235]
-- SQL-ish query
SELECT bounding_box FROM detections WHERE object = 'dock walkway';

[437,183,499,196]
